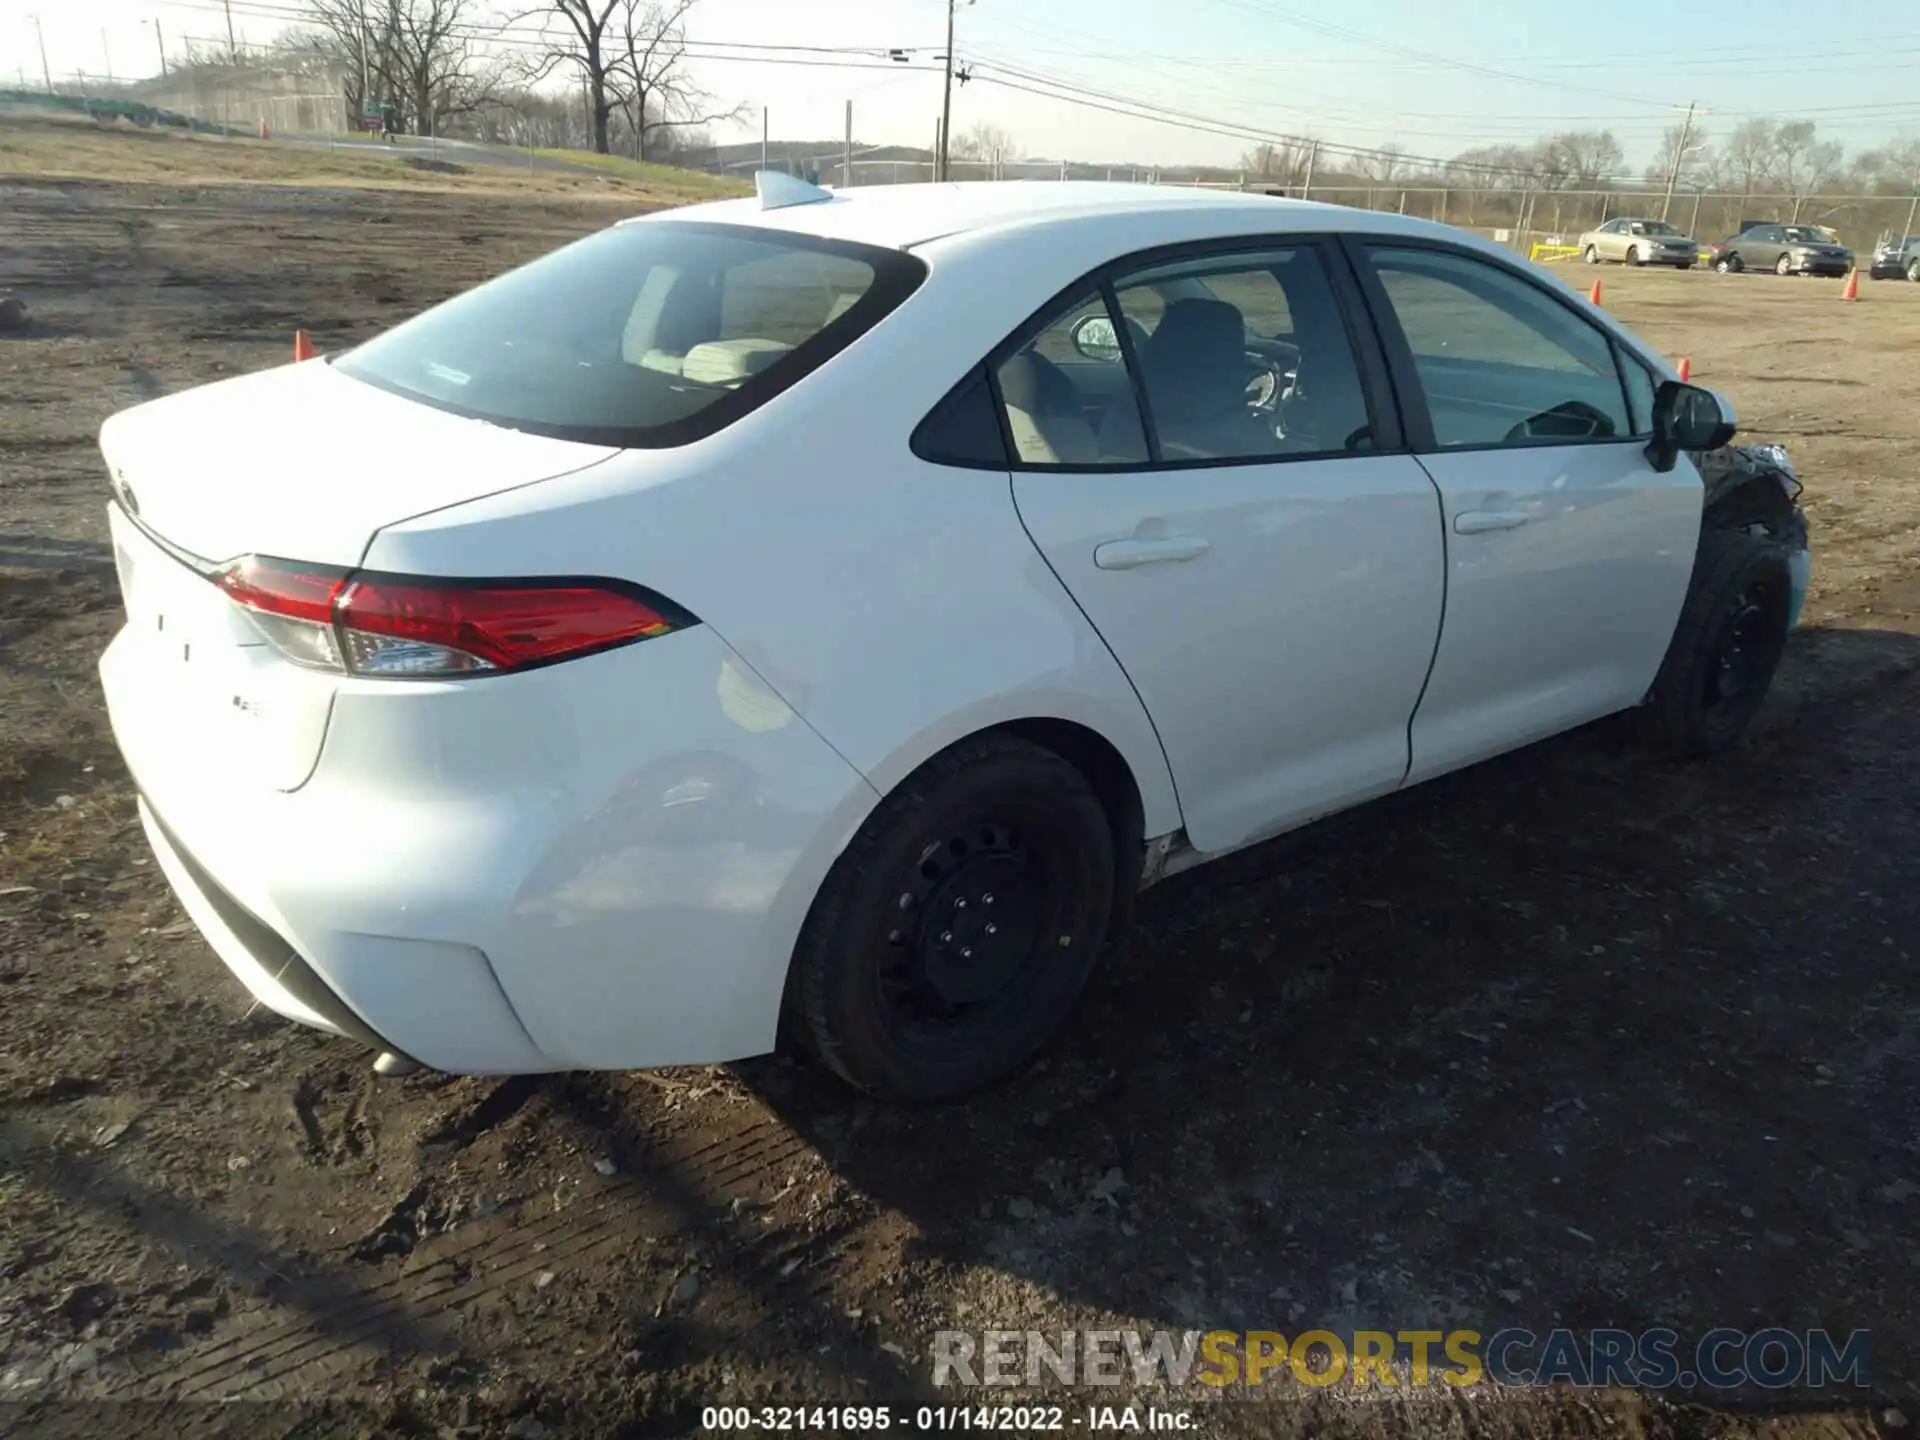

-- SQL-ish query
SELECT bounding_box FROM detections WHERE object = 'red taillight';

[212,556,691,678]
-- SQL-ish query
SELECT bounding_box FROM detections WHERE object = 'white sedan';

[98,177,1803,1102]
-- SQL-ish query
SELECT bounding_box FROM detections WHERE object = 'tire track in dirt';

[117,1110,820,1398]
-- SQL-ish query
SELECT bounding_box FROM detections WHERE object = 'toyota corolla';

[98,177,1804,1102]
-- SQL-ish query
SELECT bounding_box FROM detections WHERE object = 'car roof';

[630,180,1427,251]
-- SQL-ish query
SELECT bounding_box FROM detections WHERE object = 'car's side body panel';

[1403,443,1701,783]
[1013,455,1447,853]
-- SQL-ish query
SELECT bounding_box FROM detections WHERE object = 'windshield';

[1782,228,1825,244]
[1633,221,1683,236]
[334,221,925,448]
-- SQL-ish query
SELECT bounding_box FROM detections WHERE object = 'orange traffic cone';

[1677,357,1692,381]
[1841,268,1859,301]
[1587,278,1603,305]
[293,329,316,362]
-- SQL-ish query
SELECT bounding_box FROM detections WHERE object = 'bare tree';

[515,0,625,153]
[1358,142,1406,185]
[1645,121,1712,190]
[1239,136,1315,186]
[953,121,1018,163]
[1855,136,1920,194]
[1768,120,1843,219]
[1715,118,1777,203]
[1540,129,1622,188]
[607,0,738,162]
[297,0,498,133]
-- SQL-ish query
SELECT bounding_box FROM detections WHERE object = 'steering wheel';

[1244,338,1301,415]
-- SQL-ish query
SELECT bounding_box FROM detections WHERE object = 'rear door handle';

[1093,535,1211,570]
[1453,508,1531,535]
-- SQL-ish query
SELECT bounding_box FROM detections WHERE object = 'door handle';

[1093,535,1211,570]
[1453,508,1531,535]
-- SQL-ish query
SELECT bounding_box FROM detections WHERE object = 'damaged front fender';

[1694,442,1811,628]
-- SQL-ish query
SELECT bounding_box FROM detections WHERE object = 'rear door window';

[335,222,924,448]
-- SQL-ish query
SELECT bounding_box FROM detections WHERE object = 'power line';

[969,60,1645,183]
[1191,0,1689,111]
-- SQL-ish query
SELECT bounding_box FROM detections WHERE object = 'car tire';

[1583,245,1601,265]
[1908,259,1920,282]
[1632,530,1793,758]
[790,733,1116,1103]
[1676,262,1695,271]
[1716,254,1743,273]
[1625,244,1643,267]
[1775,254,1794,276]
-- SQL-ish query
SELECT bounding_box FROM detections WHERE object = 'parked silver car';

[1578,218,1699,269]
[1869,235,1920,281]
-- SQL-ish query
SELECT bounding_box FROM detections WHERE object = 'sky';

[9,0,1920,175]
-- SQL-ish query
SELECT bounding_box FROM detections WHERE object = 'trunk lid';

[99,360,618,795]
[98,359,619,568]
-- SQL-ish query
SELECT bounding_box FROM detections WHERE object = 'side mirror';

[1070,314,1123,363]
[1648,379,1737,472]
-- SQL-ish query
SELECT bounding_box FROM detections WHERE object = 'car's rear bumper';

[100,618,881,1074]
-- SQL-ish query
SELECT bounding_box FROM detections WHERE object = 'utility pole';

[843,99,853,188]
[761,106,768,171]
[102,29,113,82]
[1904,192,1919,242]
[1300,140,1317,200]
[1659,100,1696,223]
[153,20,169,76]
[31,15,53,93]
[224,0,238,63]
[938,0,956,181]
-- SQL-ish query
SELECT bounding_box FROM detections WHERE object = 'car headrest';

[680,338,794,387]
[997,349,1079,417]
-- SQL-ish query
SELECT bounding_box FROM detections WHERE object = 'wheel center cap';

[920,854,1040,1006]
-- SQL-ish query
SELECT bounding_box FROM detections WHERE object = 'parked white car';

[98,177,1802,1102]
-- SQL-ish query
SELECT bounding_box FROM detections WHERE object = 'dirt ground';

[4,155,1920,1440]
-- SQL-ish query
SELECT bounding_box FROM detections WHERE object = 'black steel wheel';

[790,734,1116,1102]
[1632,529,1792,756]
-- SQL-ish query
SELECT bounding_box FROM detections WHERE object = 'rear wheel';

[1632,530,1792,757]
[1716,253,1743,273]
[791,734,1116,1102]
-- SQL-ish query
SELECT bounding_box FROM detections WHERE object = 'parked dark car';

[1708,223,1854,276]
[1869,235,1920,281]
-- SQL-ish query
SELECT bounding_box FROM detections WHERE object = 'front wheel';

[1775,254,1795,276]
[1632,530,1792,757]
[1908,259,1920,282]
[1583,245,1601,265]
[1625,244,1644,267]
[789,734,1117,1102]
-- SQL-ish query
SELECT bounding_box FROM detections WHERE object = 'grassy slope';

[0,110,746,204]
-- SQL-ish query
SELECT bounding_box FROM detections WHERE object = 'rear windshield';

[334,221,926,447]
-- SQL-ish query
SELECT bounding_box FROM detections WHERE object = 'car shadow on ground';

[726,623,1920,1401]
